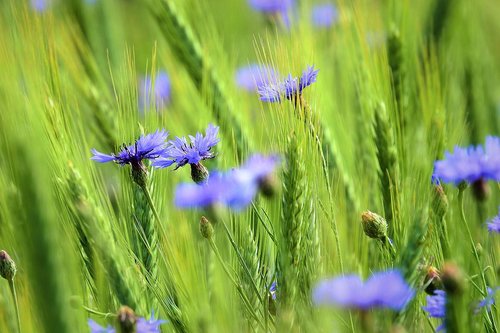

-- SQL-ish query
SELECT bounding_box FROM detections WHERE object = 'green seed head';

[0,250,16,281]
[199,216,214,239]
[361,211,388,240]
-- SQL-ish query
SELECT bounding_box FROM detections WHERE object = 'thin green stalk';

[207,239,265,329]
[8,279,20,333]
[220,220,265,307]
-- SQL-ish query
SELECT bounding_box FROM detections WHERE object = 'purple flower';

[248,0,293,13]
[432,136,500,185]
[477,287,498,312]
[235,64,279,91]
[258,65,318,102]
[91,130,169,166]
[311,4,339,27]
[88,320,115,333]
[487,208,500,233]
[422,290,446,331]
[312,269,414,311]
[269,282,277,300]
[152,124,219,169]
[31,0,50,11]
[174,154,280,210]
[136,311,167,333]
[139,71,171,110]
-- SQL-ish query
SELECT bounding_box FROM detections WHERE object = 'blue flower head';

[487,213,500,233]
[422,290,446,331]
[91,130,169,166]
[248,0,293,13]
[153,124,220,170]
[174,154,281,210]
[311,4,339,27]
[432,136,500,185]
[269,282,277,300]
[477,287,498,312]
[88,311,166,333]
[258,65,318,102]
[31,0,50,11]
[312,269,414,311]
[235,64,280,91]
[139,71,171,110]
[88,319,115,333]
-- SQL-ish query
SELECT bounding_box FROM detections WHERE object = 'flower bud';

[441,262,465,295]
[423,266,443,295]
[190,163,209,185]
[259,174,279,198]
[0,250,16,281]
[361,211,388,240]
[199,216,214,239]
[117,306,137,333]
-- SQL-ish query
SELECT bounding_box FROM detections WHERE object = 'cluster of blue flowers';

[88,311,166,333]
[312,269,414,311]
[433,136,500,185]
[258,65,319,102]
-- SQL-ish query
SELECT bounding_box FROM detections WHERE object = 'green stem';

[8,279,21,333]
[141,185,163,228]
[207,239,265,329]
[82,305,116,319]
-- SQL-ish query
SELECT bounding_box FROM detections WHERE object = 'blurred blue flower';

[91,130,169,166]
[258,65,319,102]
[269,281,277,300]
[174,154,280,210]
[248,0,293,13]
[152,124,219,169]
[312,269,414,311]
[88,319,115,333]
[422,290,446,331]
[477,287,498,312]
[235,64,279,91]
[136,310,167,333]
[433,136,500,184]
[31,0,50,11]
[487,207,500,233]
[311,4,339,27]
[139,71,171,110]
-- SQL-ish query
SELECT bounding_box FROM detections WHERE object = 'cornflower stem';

[457,186,496,333]
[207,239,265,329]
[82,305,116,319]
[8,279,21,333]
[219,220,265,307]
[457,188,488,292]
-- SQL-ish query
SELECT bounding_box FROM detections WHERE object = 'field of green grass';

[0,0,499,332]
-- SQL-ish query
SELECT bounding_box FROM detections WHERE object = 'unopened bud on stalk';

[0,250,16,281]
[199,216,214,239]
[117,306,137,333]
[441,262,465,295]
[424,266,443,295]
[190,163,209,185]
[259,174,278,197]
[361,211,388,240]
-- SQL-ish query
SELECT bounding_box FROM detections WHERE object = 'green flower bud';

[190,163,209,185]
[361,211,388,240]
[117,306,137,333]
[0,250,16,281]
[199,216,214,239]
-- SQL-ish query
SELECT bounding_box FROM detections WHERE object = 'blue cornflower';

[433,136,500,185]
[91,130,169,166]
[312,269,414,311]
[311,4,339,28]
[139,71,171,110]
[422,290,446,331]
[91,130,169,188]
[258,65,319,102]
[248,0,293,13]
[487,207,500,233]
[477,287,498,312]
[31,0,50,11]
[136,310,167,333]
[88,319,115,333]
[269,282,277,300]
[235,64,279,91]
[153,124,219,170]
[174,154,280,210]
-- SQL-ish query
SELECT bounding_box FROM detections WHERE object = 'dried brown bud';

[117,306,137,333]
[441,262,465,295]
[424,266,443,295]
